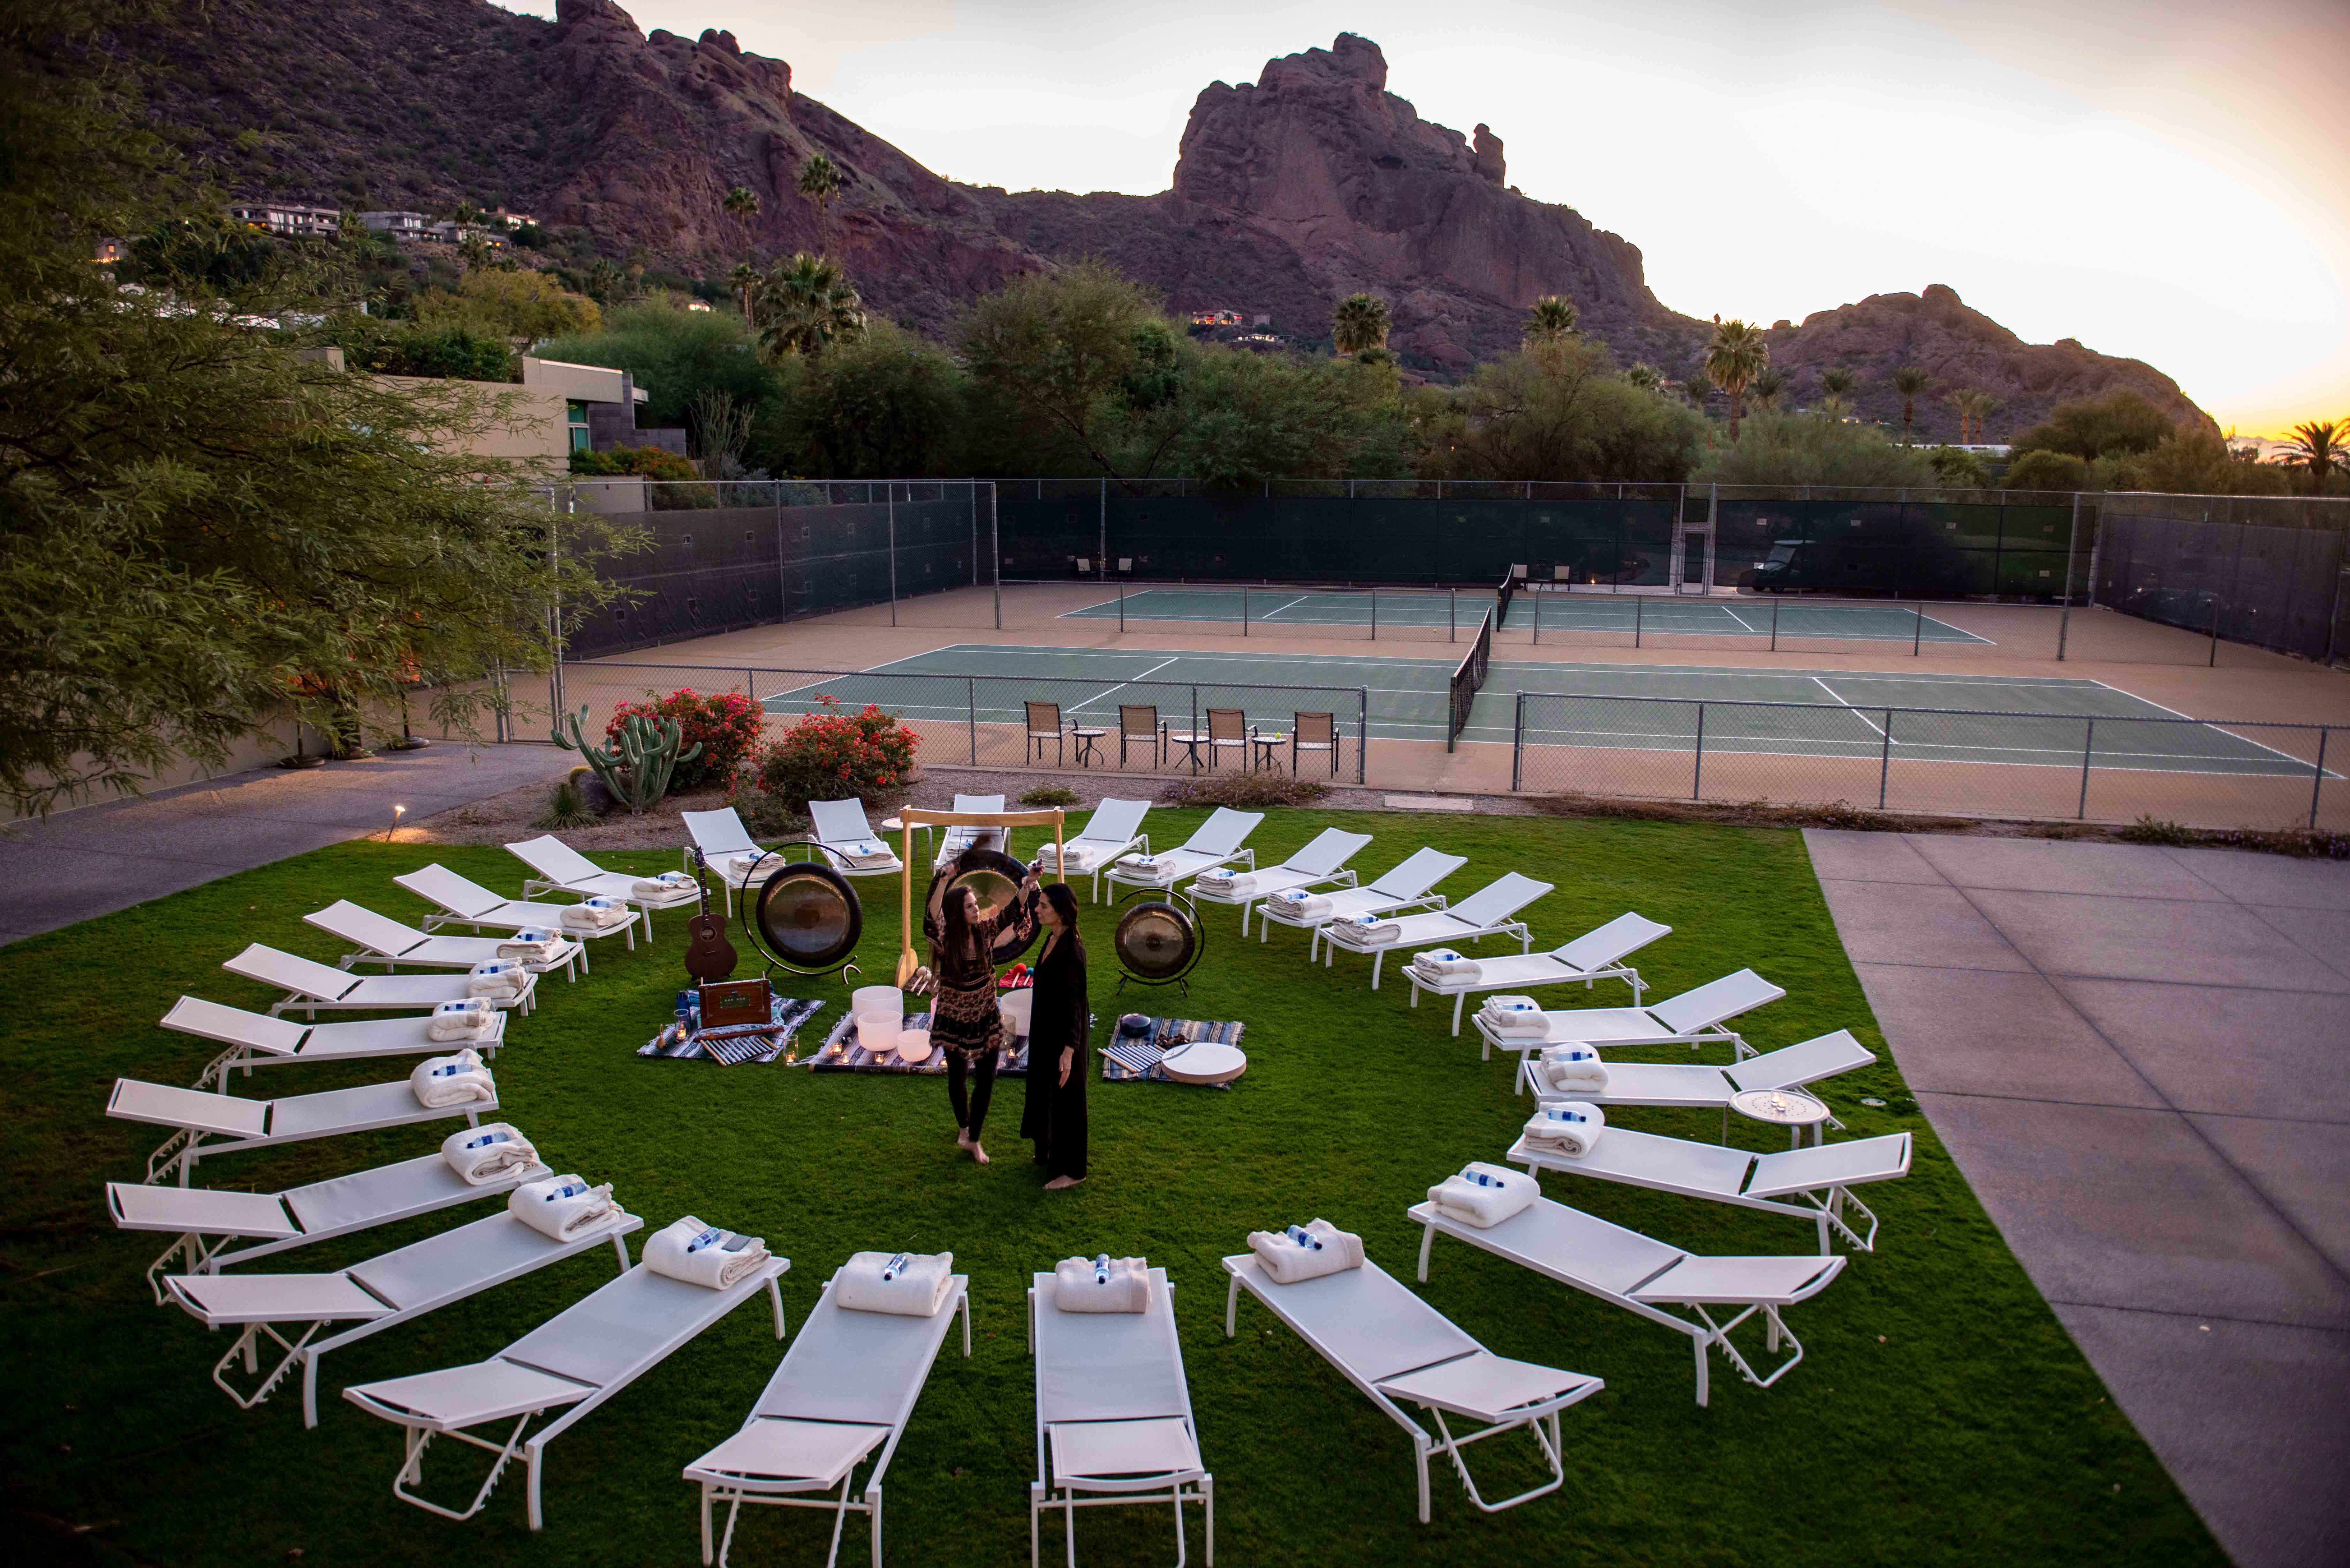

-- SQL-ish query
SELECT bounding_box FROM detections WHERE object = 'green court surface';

[1058,586,1990,645]
[764,645,2321,778]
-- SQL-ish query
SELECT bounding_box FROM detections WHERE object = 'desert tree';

[1891,366,1930,445]
[754,252,867,359]
[2275,419,2346,494]
[1748,368,1787,411]
[1703,318,1767,439]
[1522,295,1579,347]
[1331,293,1390,357]
[797,154,842,254]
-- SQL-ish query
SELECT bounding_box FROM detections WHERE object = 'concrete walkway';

[0,745,574,944]
[1806,829,2350,1568]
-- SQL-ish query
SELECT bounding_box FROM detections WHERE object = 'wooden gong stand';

[894,806,1065,986]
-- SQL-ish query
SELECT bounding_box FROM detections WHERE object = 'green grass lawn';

[0,810,2220,1566]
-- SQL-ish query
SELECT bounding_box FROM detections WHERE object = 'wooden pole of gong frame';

[893,807,1066,987]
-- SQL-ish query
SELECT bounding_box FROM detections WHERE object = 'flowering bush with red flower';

[605,687,764,795]
[751,695,920,812]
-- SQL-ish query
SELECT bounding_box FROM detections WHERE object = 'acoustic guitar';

[682,848,739,984]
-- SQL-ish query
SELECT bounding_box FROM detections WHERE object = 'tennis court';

[761,644,2319,778]
[1058,585,1991,645]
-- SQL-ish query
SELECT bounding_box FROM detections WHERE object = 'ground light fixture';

[384,804,405,841]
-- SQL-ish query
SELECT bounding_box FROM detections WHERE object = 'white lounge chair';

[683,807,780,918]
[1255,847,1466,950]
[223,943,537,1019]
[163,994,509,1088]
[684,1263,972,1568]
[345,1244,789,1529]
[1406,911,1669,1034]
[1030,1265,1211,1566]
[108,1074,498,1186]
[1220,1252,1601,1522]
[394,863,641,963]
[109,1146,550,1303]
[1189,827,1372,936]
[1409,1194,1846,1406]
[1035,798,1151,903]
[161,1204,641,1423]
[1483,968,1788,1071]
[809,799,904,878]
[1104,807,1262,894]
[1318,873,1553,989]
[936,794,1009,868]
[508,833,701,939]
[304,899,583,983]
[1505,1127,1913,1254]
[1528,1031,1877,1135]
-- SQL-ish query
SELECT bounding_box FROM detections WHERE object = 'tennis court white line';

[1809,677,1890,740]
[1064,656,1186,717]
[2079,679,2328,770]
[1256,594,1312,618]
[1721,604,1761,634]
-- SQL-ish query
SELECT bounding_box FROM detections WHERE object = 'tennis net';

[1447,607,1494,751]
[1496,567,1518,628]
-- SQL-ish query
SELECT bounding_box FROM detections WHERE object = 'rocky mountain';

[109,1,2214,441]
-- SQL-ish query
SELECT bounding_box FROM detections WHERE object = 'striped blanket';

[1100,1018,1244,1090]
[637,996,826,1065]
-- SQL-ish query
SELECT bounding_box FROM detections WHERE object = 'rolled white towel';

[560,896,629,931]
[1042,842,1099,872]
[1480,994,1542,1017]
[428,999,498,1043]
[1246,1219,1365,1285]
[1051,1254,1149,1312]
[497,928,563,962]
[836,1250,954,1316]
[1340,914,1402,944]
[1274,891,1333,921]
[1523,1101,1604,1159]
[1195,869,1257,897]
[1426,1162,1538,1229]
[466,959,529,999]
[1411,948,1481,979]
[1481,999,1550,1039]
[725,852,777,883]
[411,1048,495,1107]
[507,1173,618,1241]
[1118,852,1171,880]
[644,1214,772,1289]
[441,1122,541,1184]
[632,870,697,900]
[1539,1044,1610,1092]
[838,840,896,868]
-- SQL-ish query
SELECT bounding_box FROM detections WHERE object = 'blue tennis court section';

[1059,586,1991,644]
[760,645,2322,779]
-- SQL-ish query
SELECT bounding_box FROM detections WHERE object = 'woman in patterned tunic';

[925,855,1039,1165]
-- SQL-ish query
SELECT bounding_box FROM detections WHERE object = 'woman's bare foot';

[970,1141,989,1165]
[1043,1175,1085,1191]
[955,1127,971,1148]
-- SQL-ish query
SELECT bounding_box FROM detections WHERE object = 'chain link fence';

[2094,492,2350,666]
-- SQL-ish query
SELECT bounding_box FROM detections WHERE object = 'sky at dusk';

[496,0,2348,436]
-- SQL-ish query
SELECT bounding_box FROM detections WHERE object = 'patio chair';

[1035,798,1151,902]
[682,807,780,919]
[936,794,1009,869]
[1405,911,1669,1034]
[1220,1251,1601,1522]
[345,1242,790,1529]
[507,834,701,939]
[1189,827,1372,936]
[1409,1193,1845,1406]
[1204,707,1251,770]
[1318,873,1554,989]
[109,1143,550,1304]
[303,901,583,983]
[163,994,509,1089]
[162,1203,642,1424]
[1028,702,1074,766]
[1484,969,1787,1073]
[685,1263,971,1568]
[1292,712,1341,777]
[109,1073,499,1187]
[1030,1264,1211,1566]
[1504,1127,1913,1255]
[1118,705,1166,769]
[1528,1031,1876,1130]
[808,799,904,878]
[1255,847,1466,950]
[222,943,538,1020]
[394,864,640,963]
[1104,807,1262,894]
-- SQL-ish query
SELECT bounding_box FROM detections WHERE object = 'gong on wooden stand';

[893,807,1066,986]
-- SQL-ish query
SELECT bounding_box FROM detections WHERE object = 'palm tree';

[1331,292,1390,357]
[1681,372,1712,409]
[728,260,762,325]
[1962,389,1997,445]
[1523,295,1578,347]
[797,155,842,254]
[1944,389,1975,444]
[1748,368,1787,411]
[1703,319,1767,439]
[1891,366,1930,445]
[721,186,760,316]
[1818,368,1854,399]
[1623,362,1665,392]
[2276,418,2346,493]
[754,252,866,359]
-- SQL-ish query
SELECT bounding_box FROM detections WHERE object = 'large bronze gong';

[745,853,864,977]
[922,848,1040,965]
[1112,892,1204,990]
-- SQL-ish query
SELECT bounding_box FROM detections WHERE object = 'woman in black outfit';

[925,856,1039,1166]
[1020,881,1090,1189]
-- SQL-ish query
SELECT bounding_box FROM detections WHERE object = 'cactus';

[551,705,702,814]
